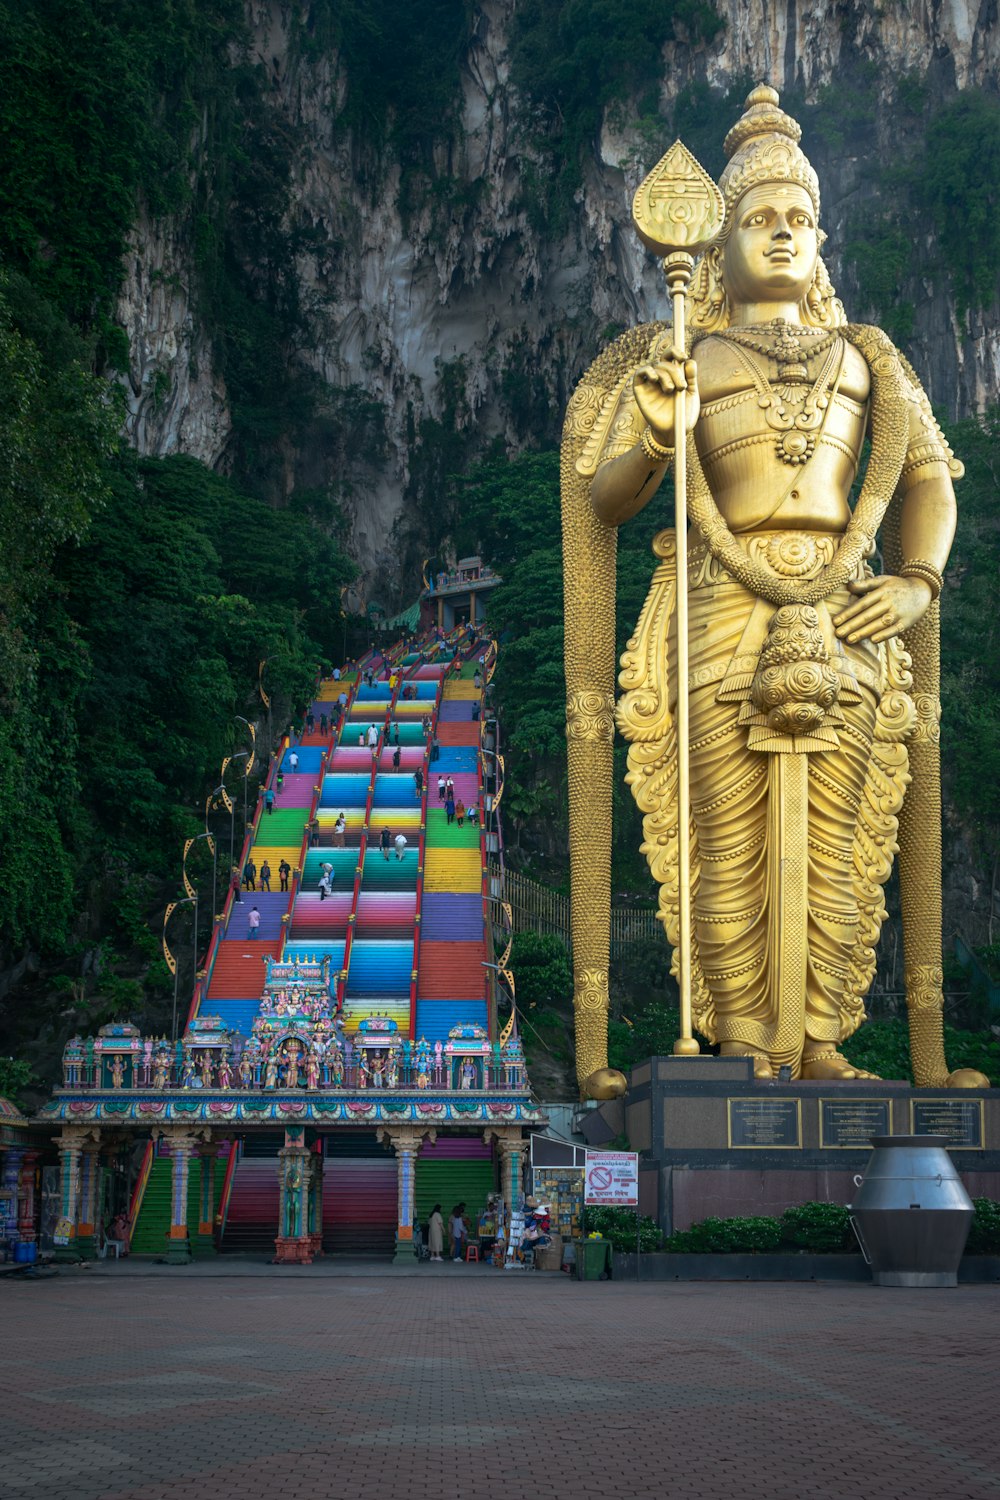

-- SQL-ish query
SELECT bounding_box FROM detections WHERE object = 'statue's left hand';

[832,575,932,644]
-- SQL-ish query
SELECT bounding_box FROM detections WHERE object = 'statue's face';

[722,182,819,305]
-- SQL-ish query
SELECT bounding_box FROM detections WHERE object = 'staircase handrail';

[340,675,397,1011]
[281,671,359,963]
[408,664,443,1037]
[215,1139,240,1244]
[128,1138,155,1236]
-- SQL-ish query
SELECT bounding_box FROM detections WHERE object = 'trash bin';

[573,1237,612,1280]
[848,1134,974,1288]
[13,1242,37,1264]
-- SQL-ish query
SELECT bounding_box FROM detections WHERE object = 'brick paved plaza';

[2,1267,999,1499]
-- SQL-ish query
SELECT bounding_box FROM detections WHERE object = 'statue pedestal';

[584,1056,1000,1235]
[273,1235,313,1265]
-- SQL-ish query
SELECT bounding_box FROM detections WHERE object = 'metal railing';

[497,868,662,955]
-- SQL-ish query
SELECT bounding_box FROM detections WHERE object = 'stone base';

[164,1233,192,1265]
[392,1233,416,1265]
[585,1055,1000,1236]
[193,1231,216,1258]
[273,1235,313,1265]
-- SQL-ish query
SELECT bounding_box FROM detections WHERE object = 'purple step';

[420,893,483,941]
[438,701,476,722]
[271,774,315,808]
[225,889,289,941]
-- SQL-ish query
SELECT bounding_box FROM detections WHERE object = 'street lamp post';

[224,751,250,875]
[165,895,197,1042]
[234,716,256,833]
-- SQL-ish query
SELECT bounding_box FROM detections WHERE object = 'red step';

[436,723,480,746]
[417,940,487,1000]
[206,941,279,999]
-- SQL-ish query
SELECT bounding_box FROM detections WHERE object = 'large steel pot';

[847,1134,973,1288]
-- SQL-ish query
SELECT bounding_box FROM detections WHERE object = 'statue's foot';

[800,1049,880,1081]
[720,1043,774,1080]
[946,1068,990,1089]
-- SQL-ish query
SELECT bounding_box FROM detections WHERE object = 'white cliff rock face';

[116,0,1000,591]
[117,210,230,464]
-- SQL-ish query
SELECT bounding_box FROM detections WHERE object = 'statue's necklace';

[720,320,843,466]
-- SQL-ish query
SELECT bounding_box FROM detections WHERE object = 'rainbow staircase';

[162,634,504,1255]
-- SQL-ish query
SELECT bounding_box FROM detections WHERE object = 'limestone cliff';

[118,0,1000,593]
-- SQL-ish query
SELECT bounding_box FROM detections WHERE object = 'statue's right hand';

[633,351,699,447]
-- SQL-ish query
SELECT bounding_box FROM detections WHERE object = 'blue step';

[320,773,372,808]
[346,940,414,995]
[355,684,393,702]
[371,775,422,809]
[200,999,261,1036]
[414,999,489,1044]
[280,746,325,773]
[283,940,346,970]
[434,748,478,774]
[408,682,438,700]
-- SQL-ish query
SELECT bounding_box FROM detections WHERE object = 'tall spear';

[631,143,726,1056]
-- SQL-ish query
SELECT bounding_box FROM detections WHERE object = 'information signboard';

[584,1150,639,1207]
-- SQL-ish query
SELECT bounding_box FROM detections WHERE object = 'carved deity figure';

[264,1055,278,1090]
[110,1055,125,1089]
[562,86,985,1091]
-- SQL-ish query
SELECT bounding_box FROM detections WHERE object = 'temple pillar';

[307,1146,324,1259]
[164,1130,198,1264]
[195,1141,217,1256]
[469,590,477,627]
[488,1129,526,1212]
[17,1151,39,1252]
[54,1128,87,1262]
[378,1127,435,1263]
[2,1148,24,1256]
[274,1129,312,1264]
[75,1137,103,1259]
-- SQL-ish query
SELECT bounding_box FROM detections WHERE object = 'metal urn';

[848,1134,974,1288]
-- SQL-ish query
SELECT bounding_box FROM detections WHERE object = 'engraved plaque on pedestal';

[819,1098,891,1149]
[911,1098,984,1149]
[727,1097,801,1149]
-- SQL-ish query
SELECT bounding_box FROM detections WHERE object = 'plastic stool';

[465,1244,479,1263]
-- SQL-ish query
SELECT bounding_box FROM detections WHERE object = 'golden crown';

[718,85,820,230]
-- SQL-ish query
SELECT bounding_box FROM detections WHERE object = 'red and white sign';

[584,1150,639,1207]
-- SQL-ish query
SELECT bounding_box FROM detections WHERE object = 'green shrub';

[583,1206,662,1253]
[663,1214,783,1254]
[780,1201,853,1254]
[966,1198,1000,1255]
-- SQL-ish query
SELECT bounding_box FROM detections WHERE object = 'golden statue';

[562,85,987,1096]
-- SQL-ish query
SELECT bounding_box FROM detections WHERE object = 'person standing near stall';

[428,1204,445,1262]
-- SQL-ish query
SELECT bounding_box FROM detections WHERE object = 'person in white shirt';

[367,724,378,748]
[394,834,408,861]
[289,751,299,773]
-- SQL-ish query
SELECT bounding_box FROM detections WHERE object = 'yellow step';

[443,682,481,700]
[424,847,482,893]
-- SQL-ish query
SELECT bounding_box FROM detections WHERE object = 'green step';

[130,1155,217,1255]
[253,809,310,847]
[425,808,480,849]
